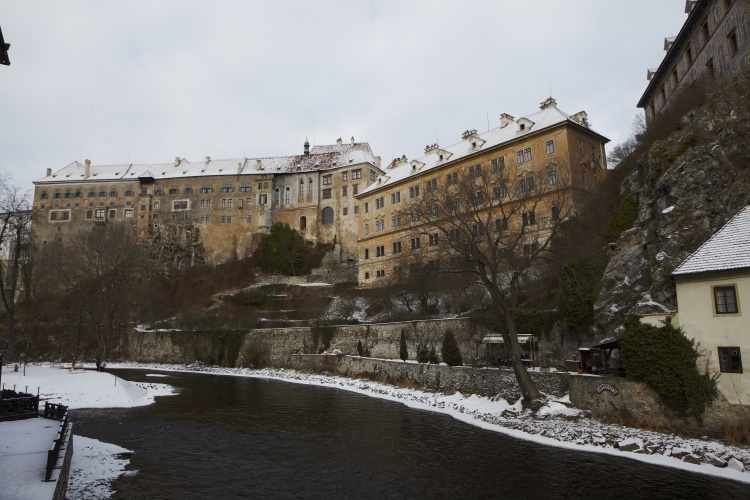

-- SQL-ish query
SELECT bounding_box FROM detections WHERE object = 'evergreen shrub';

[399,328,408,361]
[441,329,462,366]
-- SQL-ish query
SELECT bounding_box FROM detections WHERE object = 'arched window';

[300,178,305,195]
[285,186,291,205]
[321,207,334,225]
[274,188,280,205]
[308,178,313,195]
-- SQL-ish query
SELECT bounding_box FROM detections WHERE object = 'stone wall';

[290,355,570,399]
[569,374,750,435]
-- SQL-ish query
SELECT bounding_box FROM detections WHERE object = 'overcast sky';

[1,1,689,193]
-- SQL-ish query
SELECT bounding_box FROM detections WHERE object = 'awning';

[482,334,535,345]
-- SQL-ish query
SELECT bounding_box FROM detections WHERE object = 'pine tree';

[416,344,429,363]
[441,329,462,366]
[356,340,364,357]
[399,328,408,361]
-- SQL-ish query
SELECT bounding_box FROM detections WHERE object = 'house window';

[201,185,213,193]
[239,184,252,192]
[517,147,532,164]
[86,210,93,220]
[523,242,540,255]
[410,212,420,222]
[428,233,439,246]
[393,241,402,253]
[370,170,377,181]
[546,140,554,155]
[671,69,678,89]
[75,190,82,198]
[342,207,348,216]
[518,176,533,194]
[391,192,401,204]
[342,186,347,197]
[727,29,738,57]
[342,172,347,181]
[95,208,105,219]
[578,139,585,155]
[364,248,369,259]
[364,224,369,235]
[469,164,482,179]
[495,217,508,232]
[548,170,558,186]
[365,272,370,279]
[184,186,193,194]
[285,187,291,205]
[221,215,233,224]
[376,269,386,278]
[124,209,133,218]
[200,199,211,208]
[352,169,362,180]
[274,188,280,205]
[154,188,164,195]
[551,205,560,221]
[322,189,332,199]
[354,206,359,214]
[411,237,420,249]
[353,184,358,195]
[409,185,420,198]
[323,175,332,185]
[109,209,117,219]
[258,194,268,205]
[40,191,48,200]
[174,200,189,210]
[718,347,743,373]
[493,185,507,200]
[221,184,234,193]
[375,220,385,232]
[246,215,252,223]
[169,187,179,194]
[522,211,536,226]
[491,157,505,174]
[391,215,402,228]
[375,197,384,209]
[714,285,739,314]
[321,207,334,225]
[427,205,439,217]
[376,245,385,257]
[364,202,369,213]
[221,199,233,208]
[425,179,437,192]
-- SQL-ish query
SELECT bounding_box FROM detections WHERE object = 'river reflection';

[71,369,750,499]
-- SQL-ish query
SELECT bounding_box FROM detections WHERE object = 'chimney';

[461,129,477,141]
[500,113,515,128]
[304,138,310,157]
[375,156,381,168]
[205,156,211,165]
[539,97,557,110]
[84,159,91,179]
[350,136,355,146]
[46,168,52,177]
[174,157,181,167]
[336,138,342,146]
[237,162,242,174]
[424,144,439,154]
[256,159,263,170]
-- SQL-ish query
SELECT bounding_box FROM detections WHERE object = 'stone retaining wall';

[52,425,74,500]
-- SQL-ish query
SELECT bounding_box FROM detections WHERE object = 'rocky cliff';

[593,78,750,337]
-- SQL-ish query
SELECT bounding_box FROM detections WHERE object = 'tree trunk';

[503,304,545,410]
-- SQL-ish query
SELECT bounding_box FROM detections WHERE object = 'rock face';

[594,83,750,336]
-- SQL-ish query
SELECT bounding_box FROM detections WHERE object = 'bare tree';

[58,224,149,362]
[0,177,33,360]
[404,160,574,409]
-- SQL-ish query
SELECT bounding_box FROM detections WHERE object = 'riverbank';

[110,360,750,486]
[0,364,175,499]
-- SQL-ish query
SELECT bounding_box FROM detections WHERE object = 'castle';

[31,98,609,280]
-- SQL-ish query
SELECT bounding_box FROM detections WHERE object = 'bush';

[619,317,717,421]
[254,223,307,275]
[399,328,408,361]
[224,292,268,306]
[416,344,429,363]
[428,346,439,364]
[441,329,462,366]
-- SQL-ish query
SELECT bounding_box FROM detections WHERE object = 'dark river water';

[70,369,750,499]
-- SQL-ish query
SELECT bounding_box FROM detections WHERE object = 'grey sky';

[1,1,689,193]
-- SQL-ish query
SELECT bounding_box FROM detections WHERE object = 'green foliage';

[441,329,462,366]
[428,346,439,364]
[356,340,364,356]
[416,344,429,363]
[311,325,337,353]
[254,223,307,275]
[399,328,408,361]
[514,309,556,337]
[559,253,608,332]
[224,292,269,306]
[619,317,717,421]
[604,193,639,242]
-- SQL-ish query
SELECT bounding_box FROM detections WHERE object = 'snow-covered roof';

[673,206,750,276]
[358,101,605,196]
[34,142,375,185]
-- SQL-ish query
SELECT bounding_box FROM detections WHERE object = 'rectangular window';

[409,185,420,198]
[522,211,536,226]
[491,157,505,174]
[376,269,385,278]
[517,147,532,164]
[169,187,179,194]
[352,169,362,180]
[523,242,540,256]
[391,192,400,204]
[221,198,233,208]
[342,172,347,181]
[354,205,359,214]
[95,208,105,219]
[428,233,439,246]
[411,237,420,249]
[469,164,481,179]
[364,202,369,213]
[364,224,369,235]
[376,245,385,257]
[410,212,420,222]
[342,207,348,216]
[174,200,189,210]
[322,175,332,185]
[342,186,347,197]
[686,47,693,66]
[364,248,369,259]
[352,184,358,195]
[425,179,437,192]
[221,184,234,193]
[200,199,211,208]
[246,215,252,223]
[86,210,93,220]
[375,197,385,209]
[548,170,557,186]
[578,139,585,155]
[200,185,213,193]
[714,285,739,314]
[391,215,402,228]
[258,194,268,205]
[427,205,439,217]
[393,241,402,254]
[493,185,507,200]
[239,184,252,192]
[322,189,332,199]
[109,209,117,219]
[718,347,743,373]
[376,220,384,232]
[221,215,233,224]
[40,191,48,200]
[495,217,508,232]
[124,209,133,218]
[154,188,164,195]
[370,170,377,181]
[706,58,716,81]
[551,205,560,221]
[184,186,193,194]
[546,140,554,155]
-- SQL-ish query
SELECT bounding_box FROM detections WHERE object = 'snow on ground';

[0,364,176,499]
[66,436,135,500]
[1,364,176,409]
[111,361,750,486]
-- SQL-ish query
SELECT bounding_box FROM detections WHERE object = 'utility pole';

[0,26,10,66]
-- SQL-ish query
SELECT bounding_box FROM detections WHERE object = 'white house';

[673,206,750,405]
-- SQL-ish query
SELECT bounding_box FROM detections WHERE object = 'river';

[70,369,750,499]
